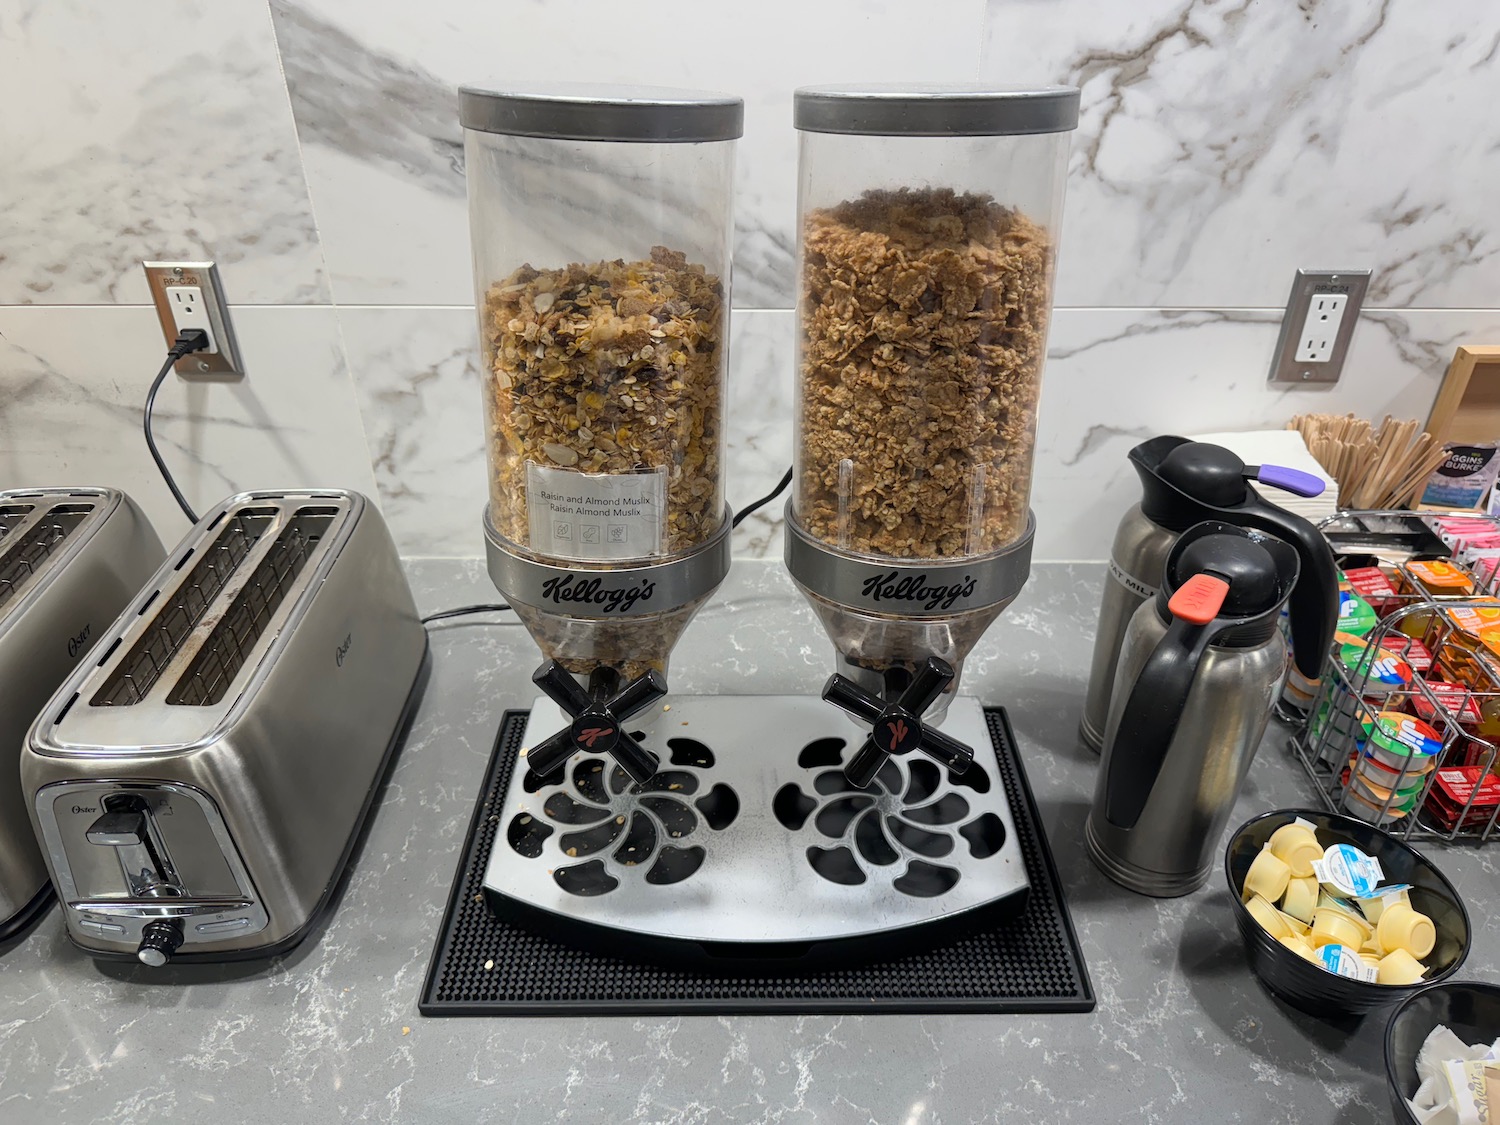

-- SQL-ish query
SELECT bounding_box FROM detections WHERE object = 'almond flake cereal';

[797,187,1053,558]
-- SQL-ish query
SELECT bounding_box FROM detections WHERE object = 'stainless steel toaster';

[0,488,165,941]
[22,490,427,965]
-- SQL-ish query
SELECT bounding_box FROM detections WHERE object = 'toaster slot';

[0,503,35,539]
[169,507,338,706]
[0,502,95,612]
[90,507,276,706]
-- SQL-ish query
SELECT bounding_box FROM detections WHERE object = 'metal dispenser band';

[783,506,1034,617]
[484,507,732,620]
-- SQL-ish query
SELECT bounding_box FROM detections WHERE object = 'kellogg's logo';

[859,571,977,611]
[541,574,655,614]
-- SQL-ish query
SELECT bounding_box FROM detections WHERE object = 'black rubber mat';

[419,707,1094,1015]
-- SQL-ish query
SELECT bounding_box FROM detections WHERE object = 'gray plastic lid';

[793,84,1080,137]
[459,84,744,143]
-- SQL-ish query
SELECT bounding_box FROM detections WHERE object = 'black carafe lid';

[1156,524,1300,644]
[1128,434,1337,679]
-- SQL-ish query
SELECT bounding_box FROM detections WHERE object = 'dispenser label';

[526,465,665,563]
[1109,558,1157,601]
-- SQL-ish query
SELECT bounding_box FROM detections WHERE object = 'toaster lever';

[88,795,184,898]
[85,811,145,847]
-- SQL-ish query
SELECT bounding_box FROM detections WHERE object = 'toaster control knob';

[136,919,184,967]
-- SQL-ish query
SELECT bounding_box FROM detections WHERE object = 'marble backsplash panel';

[1036,307,1500,559]
[269,0,1500,311]
[981,0,1500,309]
[0,0,328,305]
[0,306,377,545]
[6,303,1489,562]
[268,0,988,308]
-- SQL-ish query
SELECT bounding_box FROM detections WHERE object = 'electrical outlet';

[143,261,245,380]
[1268,269,1370,385]
[165,285,217,353]
[1294,293,1347,363]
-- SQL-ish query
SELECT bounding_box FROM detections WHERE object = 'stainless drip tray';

[424,704,1093,1013]
[483,695,1029,947]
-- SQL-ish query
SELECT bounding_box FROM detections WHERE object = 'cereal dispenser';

[462,85,740,785]
[786,85,1080,785]
[468,86,1069,974]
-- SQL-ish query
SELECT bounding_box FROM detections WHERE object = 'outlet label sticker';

[526,464,665,563]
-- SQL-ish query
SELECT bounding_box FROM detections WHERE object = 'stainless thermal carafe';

[1080,436,1336,752]
[1086,522,1300,896]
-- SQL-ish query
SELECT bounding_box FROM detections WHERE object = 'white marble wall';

[1,0,1497,560]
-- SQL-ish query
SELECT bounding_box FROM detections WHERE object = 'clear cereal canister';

[461,85,741,698]
[790,85,1079,561]
[785,86,1079,736]
[462,85,740,566]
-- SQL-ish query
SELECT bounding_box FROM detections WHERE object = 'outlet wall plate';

[142,261,245,381]
[1268,268,1370,386]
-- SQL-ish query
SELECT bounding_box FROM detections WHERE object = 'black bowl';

[1385,981,1500,1123]
[1224,809,1470,1017]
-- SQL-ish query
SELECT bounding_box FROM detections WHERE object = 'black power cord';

[421,603,513,626]
[145,329,211,525]
[732,466,792,529]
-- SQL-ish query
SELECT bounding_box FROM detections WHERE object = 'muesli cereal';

[797,187,1052,558]
[482,245,726,556]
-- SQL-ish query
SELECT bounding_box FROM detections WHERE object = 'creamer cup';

[1376,948,1427,986]
[1281,875,1318,924]
[1311,906,1370,949]
[1268,822,1323,877]
[1354,884,1412,924]
[1278,935,1319,963]
[1313,842,1384,897]
[1375,901,1436,959]
[1317,942,1378,982]
[1245,894,1293,940]
[1243,846,1292,903]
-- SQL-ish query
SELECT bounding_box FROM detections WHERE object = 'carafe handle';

[1103,574,1231,830]
[1237,491,1338,679]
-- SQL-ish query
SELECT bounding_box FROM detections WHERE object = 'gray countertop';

[3,560,1497,1124]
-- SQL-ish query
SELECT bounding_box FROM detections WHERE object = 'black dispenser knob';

[821,656,975,788]
[136,919,184,967]
[524,661,667,786]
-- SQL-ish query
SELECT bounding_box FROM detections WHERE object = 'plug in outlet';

[143,261,245,380]
[165,286,217,353]
[1294,293,1347,363]
[1268,268,1370,385]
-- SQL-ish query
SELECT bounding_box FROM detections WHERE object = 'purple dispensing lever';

[1249,464,1325,498]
